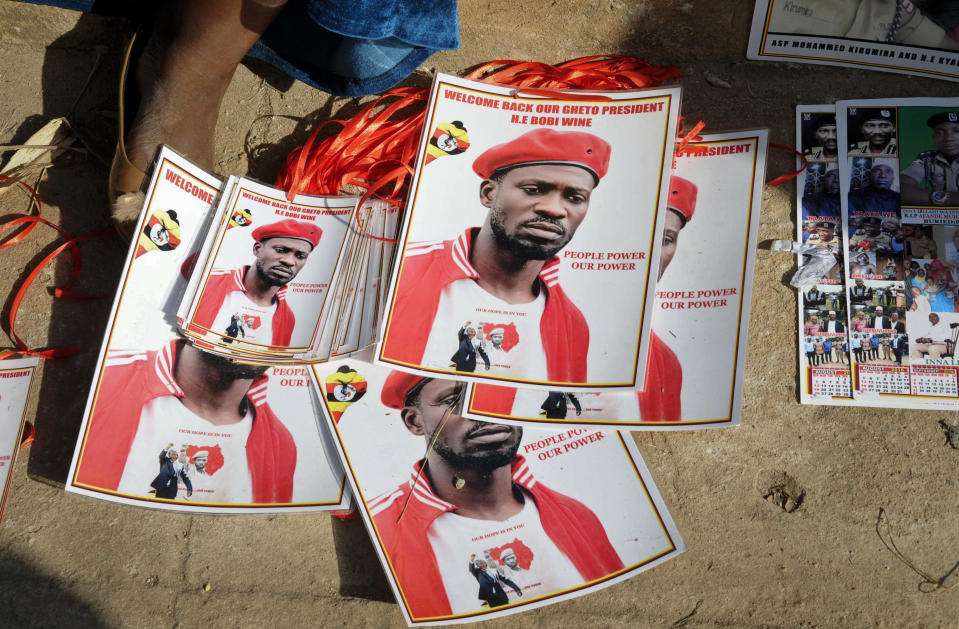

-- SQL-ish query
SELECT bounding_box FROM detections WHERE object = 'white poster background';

[308,359,684,626]
[462,130,768,429]
[377,73,680,391]
[0,357,39,523]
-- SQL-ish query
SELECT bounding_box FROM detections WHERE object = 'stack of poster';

[463,129,768,429]
[747,0,959,82]
[66,148,351,513]
[176,174,398,362]
[797,98,959,410]
[294,73,768,624]
[55,70,773,625]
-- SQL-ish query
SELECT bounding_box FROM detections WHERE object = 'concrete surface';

[1,0,957,627]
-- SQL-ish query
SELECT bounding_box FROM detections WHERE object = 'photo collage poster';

[462,129,769,430]
[796,105,857,404]
[308,359,684,626]
[839,98,959,409]
[376,73,682,392]
[67,148,349,513]
[748,0,959,82]
[0,357,39,523]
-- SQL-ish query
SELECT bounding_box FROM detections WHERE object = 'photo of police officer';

[802,114,839,161]
[848,215,904,254]
[900,109,959,207]
[848,108,897,156]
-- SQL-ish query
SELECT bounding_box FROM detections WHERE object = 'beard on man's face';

[488,203,571,260]
[429,421,523,473]
[197,348,270,381]
[255,257,294,287]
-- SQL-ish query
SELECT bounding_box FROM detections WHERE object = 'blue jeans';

[16,0,459,96]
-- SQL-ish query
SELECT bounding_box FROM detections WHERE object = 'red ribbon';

[1,174,116,360]
[767,142,808,186]
[275,55,687,229]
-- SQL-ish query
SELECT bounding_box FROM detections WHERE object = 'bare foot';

[124,14,233,174]
[111,0,288,239]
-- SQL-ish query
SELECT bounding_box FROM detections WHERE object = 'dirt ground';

[1,1,957,627]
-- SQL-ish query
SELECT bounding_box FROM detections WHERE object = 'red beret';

[252,218,322,249]
[667,176,697,226]
[472,129,611,184]
[381,371,428,409]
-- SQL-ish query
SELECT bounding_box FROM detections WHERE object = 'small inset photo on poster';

[800,112,839,162]
[802,215,843,284]
[847,107,898,157]
[906,310,959,363]
[905,256,959,314]
[847,155,901,217]
[898,106,959,210]
[801,161,841,223]
[308,361,684,626]
[803,283,846,316]
[848,213,902,255]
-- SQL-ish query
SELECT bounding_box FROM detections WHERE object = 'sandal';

[108,32,148,243]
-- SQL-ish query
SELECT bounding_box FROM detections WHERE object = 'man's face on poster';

[933,122,959,158]
[402,380,523,472]
[195,453,208,472]
[490,332,504,348]
[864,221,881,237]
[149,223,170,247]
[815,124,837,152]
[480,164,595,260]
[929,313,940,325]
[817,225,835,242]
[501,550,519,570]
[658,209,684,281]
[823,170,840,195]
[253,236,313,287]
[861,118,895,148]
[870,164,894,190]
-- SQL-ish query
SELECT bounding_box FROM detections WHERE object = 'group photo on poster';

[309,360,683,625]
[377,73,681,390]
[462,131,767,429]
[67,150,349,513]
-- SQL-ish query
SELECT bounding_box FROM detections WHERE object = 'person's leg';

[125,0,289,173]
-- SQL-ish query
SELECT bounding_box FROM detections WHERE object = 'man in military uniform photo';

[901,110,959,206]
[849,109,897,156]
[803,114,838,160]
